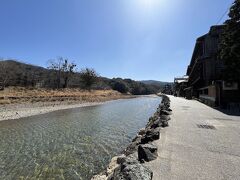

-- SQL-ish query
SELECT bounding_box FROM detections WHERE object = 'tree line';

[0,58,162,95]
[0,57,98,90]
[219,0,240,83]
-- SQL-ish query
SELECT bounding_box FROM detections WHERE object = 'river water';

[0,96,161,179]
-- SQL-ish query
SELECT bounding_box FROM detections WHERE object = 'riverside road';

[146,96,240,180]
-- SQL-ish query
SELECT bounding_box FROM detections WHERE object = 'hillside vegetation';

[0,59,169,95]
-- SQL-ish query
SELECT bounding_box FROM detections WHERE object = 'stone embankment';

[92,95,172,180]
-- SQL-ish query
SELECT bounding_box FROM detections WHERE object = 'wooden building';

[174,76,189,97]
[186,25,240,107]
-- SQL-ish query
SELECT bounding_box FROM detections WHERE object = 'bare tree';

[47,58,63,89]
[0,61,10,90]
[62,59,76,88]
[80,68,98,90]
[47,57,76,89]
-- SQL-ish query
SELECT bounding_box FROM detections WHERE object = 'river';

[0,96,161,179]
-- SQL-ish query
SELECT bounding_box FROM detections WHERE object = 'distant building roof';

[174,75,189,83]
[175,79,188,83]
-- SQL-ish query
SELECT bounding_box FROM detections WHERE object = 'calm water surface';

[0,96,161,179]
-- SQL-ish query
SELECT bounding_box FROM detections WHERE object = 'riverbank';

[92,95,172,180]
[0,87,133,121]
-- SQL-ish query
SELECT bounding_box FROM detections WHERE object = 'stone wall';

[92,95,172,180]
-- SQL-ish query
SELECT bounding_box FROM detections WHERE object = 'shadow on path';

[214,107,240,116]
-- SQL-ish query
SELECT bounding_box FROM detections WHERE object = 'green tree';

[219,0,240,82]
[80,68,98,90]
[110,80,129,93]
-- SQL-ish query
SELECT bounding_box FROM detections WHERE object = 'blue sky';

[0,0,233,81]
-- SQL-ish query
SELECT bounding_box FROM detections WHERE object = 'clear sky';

[0,0,233,82]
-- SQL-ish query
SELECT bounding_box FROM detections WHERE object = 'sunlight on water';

[0,96,161,179]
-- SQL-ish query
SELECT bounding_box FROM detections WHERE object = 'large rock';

[138,128,146,136]
[160,115,171,121]
[132,135,142,143]
[159,103,165,109]
[124,141,139,156]
[109,157,153,180]
[160,110,172,115]
[120,156,139,167]
[107,156,121,176]
[141,128,160,144]
[146,116,158,128]
[117,155,127,164]
[120,163,152,180]
[167,108,172,112]
[92,174,107,180]
[138,143,158,162]
[162,121,169,127]
[150,118,162,129]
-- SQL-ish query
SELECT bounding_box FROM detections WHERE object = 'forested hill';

[140,80,173,89]
[0,60,169,95]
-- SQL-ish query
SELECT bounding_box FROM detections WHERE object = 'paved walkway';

[146,96,240,180]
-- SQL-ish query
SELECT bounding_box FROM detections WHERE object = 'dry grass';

[0,87,128,105]
[0,99,11,105]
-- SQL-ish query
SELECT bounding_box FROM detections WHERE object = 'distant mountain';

[140,80,173,89]
[0,60,46,71]
[0,60,50,87]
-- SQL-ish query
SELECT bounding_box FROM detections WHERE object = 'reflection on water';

[0,96,161,179]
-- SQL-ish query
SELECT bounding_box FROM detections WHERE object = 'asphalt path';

[146,96,240,180]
